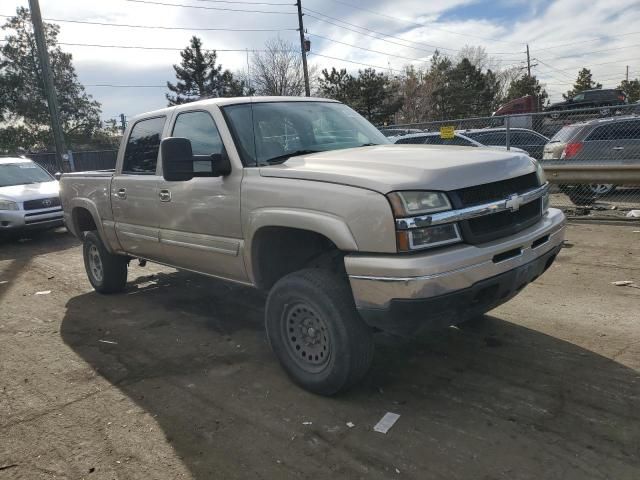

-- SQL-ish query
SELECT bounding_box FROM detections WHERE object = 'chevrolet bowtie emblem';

[505,194,523,212]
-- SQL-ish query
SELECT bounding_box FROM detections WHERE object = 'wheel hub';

[88,244,103,283]
[283,303,330,369]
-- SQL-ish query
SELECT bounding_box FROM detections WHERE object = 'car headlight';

[387,191,461,251]
[0,200,18,211]
[387,191,451,216]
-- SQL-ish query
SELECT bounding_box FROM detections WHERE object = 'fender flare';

[244,207,359,284]
[68,199,116,253]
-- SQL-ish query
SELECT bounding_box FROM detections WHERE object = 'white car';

[391,132,528,154]
[0,157,64,235]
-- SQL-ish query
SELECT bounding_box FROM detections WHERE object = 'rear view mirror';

[161,137,194,182]
[54,172,62,180]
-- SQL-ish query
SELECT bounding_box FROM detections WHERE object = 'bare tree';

[251,37,315,96]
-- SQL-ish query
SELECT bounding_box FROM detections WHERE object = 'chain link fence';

[381,103,640,220]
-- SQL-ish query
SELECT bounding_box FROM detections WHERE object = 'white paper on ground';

[373,412,400,434]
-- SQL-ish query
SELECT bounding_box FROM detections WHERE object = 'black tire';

[564,185,597,206]
[83,231,127,294]
[265,268,374,396]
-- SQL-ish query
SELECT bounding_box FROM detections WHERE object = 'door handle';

[612,146,624,151]
[116,188,127,200]
[159,189,171,202]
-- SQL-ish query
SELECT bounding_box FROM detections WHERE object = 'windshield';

[549,125,581,143]
[0,162,53,187]
[222,101,389,166]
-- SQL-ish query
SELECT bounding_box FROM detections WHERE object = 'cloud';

[2,0,639,117]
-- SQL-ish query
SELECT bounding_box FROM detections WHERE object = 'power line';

[308,33,430,63]
[56,41,291,52]
[86,84,166,88]
[191,0,293,4]
[532,31,640,52]
[125,0,296,14]
[308,52,404,74]
[540,43,640,61]
[324,0,524,46]
[0,14,296,32]
[534,57,639,74]
[534,58,575,80]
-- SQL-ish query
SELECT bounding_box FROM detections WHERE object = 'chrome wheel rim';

[88,244,104,283]
[589,184,614,195]
[282,302,330,372]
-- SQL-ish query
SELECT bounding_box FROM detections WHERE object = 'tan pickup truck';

[60,97,566,395]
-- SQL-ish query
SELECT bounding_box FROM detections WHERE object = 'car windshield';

[222,101,389,166]
[0,162,53,187]
[549,125,581,143]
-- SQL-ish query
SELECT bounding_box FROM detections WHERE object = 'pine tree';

[564,68,602,99]
[617,78,640,103]
[166,36,249,105]
[506,74,548,106]
[0,7,102,151]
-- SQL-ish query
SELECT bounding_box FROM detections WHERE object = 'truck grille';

[23,197,61,210]
[449,173,542,245]
[454,173,538,207]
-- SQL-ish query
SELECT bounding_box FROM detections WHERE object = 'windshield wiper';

[264,149,322,164]
[357,143,379,147]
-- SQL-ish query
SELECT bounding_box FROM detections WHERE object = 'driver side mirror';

[161,137,194,182]
[54,172,62,180]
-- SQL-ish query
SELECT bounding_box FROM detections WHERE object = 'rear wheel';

[83,231,127,293]
[265,268,374,395]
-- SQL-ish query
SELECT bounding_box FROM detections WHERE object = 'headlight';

[396,223,461,251]
[387,191,461,251]
[0,200,18,211]
[387,191,451,216]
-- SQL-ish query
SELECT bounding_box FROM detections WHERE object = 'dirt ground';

[1,223,639,480]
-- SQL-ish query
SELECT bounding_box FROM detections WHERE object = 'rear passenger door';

[111,116,166,259]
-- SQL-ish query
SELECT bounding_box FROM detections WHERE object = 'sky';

[2,0,640,122]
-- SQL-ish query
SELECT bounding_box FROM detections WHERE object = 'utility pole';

[626,65,629,82]
[28,0,68,172]
[119,114,127,133]
[526,44,531,77]
[296,0,310,97]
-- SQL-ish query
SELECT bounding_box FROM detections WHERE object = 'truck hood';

[0,180,60,202]
[259,145,536,193]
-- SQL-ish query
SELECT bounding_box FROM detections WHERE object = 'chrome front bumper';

[346,207,566,311]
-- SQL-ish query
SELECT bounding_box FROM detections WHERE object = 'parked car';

[545,89,628,112]
[61,97,565,395]
[461,128,550,159]
[542,115,640,202]
[493,95,540,116]
[391,131,529,154]
[0,157,64,236]
[379,127,425,137]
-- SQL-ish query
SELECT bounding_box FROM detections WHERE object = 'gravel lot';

[1,223,639,480]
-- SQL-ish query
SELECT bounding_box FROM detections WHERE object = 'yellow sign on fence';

[440,126,455,139]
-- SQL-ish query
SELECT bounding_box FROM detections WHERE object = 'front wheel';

[265,269,374,396]
[83,231,128,293]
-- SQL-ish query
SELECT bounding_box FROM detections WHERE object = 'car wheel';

[265,268,374,396]
[588,184,616,196]
[83,231,127,294]
[565,185,597,206]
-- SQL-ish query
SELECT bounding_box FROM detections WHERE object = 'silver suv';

[543,115,640,199]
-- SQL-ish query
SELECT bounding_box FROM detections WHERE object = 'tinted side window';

[513,132,546,145]
[475,132,506,145]
[586,124,615,141]
[612,120,640,140]
[173,111,223,155]
[172,111,225,174]
[123,117,166,174]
